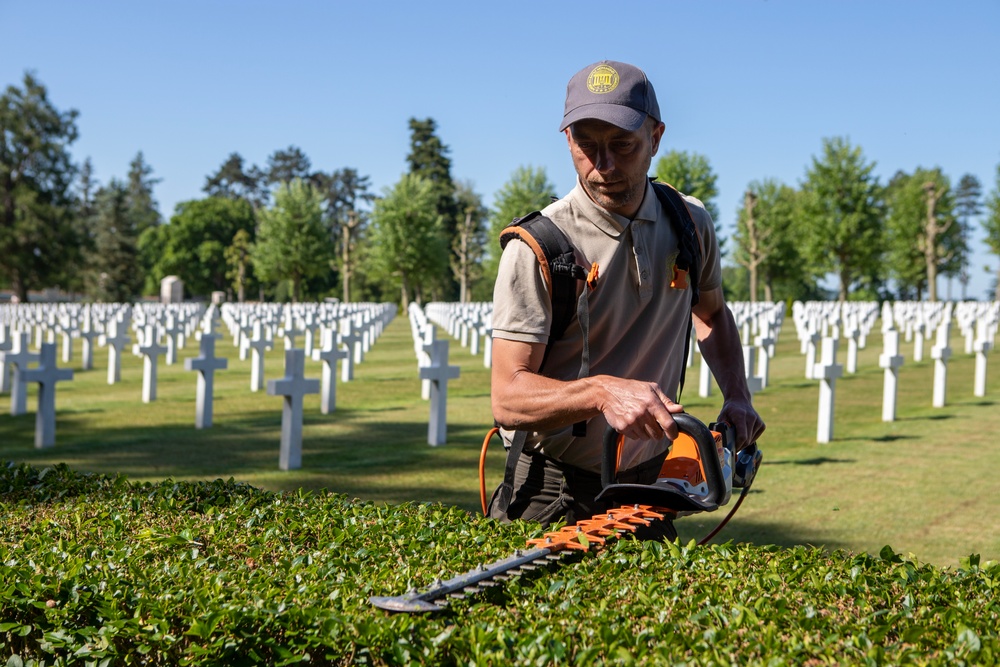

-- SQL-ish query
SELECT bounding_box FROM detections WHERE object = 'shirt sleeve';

[491,238,553,344]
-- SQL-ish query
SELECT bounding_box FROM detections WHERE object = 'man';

[488,60,765,537]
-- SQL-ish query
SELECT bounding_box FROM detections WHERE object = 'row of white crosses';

[1,301,398,467]
[791,300,999,443]
[408,304,460,446]
[424,302,494,369]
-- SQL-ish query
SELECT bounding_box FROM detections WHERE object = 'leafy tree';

[799,137,885,301]
[0,72,82,300]
[77,158,98,219]
[885,168,959,301]
[984,162,1000,301]
[224,228,254,303]
[143,196,256,297]
[953,173,983,298]
[653,151,720,222]
[483,166,557,295]
[252,179,331,302]
[126,152,162,235]
[407,118,459,298]
[314,168,375,302]
[84,180,143,301]
[733,179,805,302]
[452,181,488,303]
[266,146,313,188]
[367,173,447,308]
[204,152,268,209]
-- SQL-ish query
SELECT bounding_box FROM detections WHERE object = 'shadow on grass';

[869,434,917,443]
[765,457,857,466]
[676,516,850,554]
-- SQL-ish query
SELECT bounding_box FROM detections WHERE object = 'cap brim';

[558,104,647,132]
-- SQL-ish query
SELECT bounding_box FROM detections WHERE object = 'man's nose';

[594,146,614,172]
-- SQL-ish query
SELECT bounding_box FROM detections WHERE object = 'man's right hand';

[596,377,684,441]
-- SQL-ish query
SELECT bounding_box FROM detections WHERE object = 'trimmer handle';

[601,412,728,507]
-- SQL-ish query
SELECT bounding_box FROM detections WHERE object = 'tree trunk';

[342,218,352,303]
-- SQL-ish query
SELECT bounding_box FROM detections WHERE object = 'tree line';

[3,73,1000,305]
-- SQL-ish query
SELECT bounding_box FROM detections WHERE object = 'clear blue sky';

[3,0,999,299]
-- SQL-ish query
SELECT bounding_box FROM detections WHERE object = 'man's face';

[566,117,664,218]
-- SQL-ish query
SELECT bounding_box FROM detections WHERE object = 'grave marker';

[20,342,73,448]
[133,325,167,403]
[419,339,460,446]
[312,328,348,414]
[878,330,905,422]
[2,331,39,416]
[184,334,228,429]
[267,348,320,470]
[814,337,843,444]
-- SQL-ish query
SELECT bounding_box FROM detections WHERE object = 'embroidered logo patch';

[587,65,619,94]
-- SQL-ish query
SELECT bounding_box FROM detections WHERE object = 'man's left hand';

[718,399,765,452]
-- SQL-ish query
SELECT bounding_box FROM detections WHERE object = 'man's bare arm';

[490,337,682,441]
[691,286,766,449]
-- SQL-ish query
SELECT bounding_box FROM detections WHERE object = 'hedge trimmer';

[371,413,762,613]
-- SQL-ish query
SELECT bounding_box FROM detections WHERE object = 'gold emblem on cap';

[587,65,619,94]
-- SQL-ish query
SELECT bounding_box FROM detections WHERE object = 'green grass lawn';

[2,311,998,568]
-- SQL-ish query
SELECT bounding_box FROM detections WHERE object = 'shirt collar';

[568,178,656,237]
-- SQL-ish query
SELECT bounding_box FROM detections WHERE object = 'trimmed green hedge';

[1,462,997,666]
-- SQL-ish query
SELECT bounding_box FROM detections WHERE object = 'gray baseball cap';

[558,60,660,132]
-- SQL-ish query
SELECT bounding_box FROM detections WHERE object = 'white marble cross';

[2,331,40,416]
[742,345,763,395]
[0,324,13,393]
[973,320,992,398]
[78,318,100,372]
[698,341,713,398]
[878,330,905,422]
[419,339,460,446]
[246,321,272,392]
[20,342,73,448]
[312,327,348,414]
[100,319,131,385]
[339,323,363,380]
[185,333,228,428]
[753,325,775,389]
[163,314,182,365]
[803,329,820,380]
[267,348,320,470]
[133,325,167,403]
[814,337,843,444]
[931,321,952,408]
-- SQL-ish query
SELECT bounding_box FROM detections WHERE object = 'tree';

[984,162,1000,301]
[367,173,447,308]
[224,228,253,303]
[407,118,459,298]
[733,180,808,303]
[799,137,885,301]
[84,180,143,301]
[452,181,488,303]
[885,168,960,301]
[204,152,268,209]
[314,168,375,302]
[0,72,82,300]
[953,173,983,299]
[266,146,313,189]
[483,166,557,293]
[143,196,256,297]
[252,179,331,302]
[653,151,720,222]
[126,152,162,235]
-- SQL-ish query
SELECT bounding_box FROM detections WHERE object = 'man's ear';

[650,121,666,155]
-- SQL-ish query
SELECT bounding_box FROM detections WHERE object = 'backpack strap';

[650,180,702,399]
